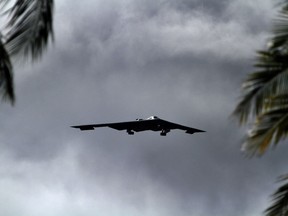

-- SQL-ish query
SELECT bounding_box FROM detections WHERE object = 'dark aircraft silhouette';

[71,116,205,136]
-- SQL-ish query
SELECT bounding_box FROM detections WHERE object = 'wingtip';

[186,129,205,134]
[71,125,95,131]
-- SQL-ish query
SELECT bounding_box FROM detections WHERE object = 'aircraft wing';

[71,118,205,134]
[156,119,205,134]
[71,119,158,131]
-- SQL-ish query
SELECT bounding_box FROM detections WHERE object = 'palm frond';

[233,51,288,124]
[5,0,54,60]
[269,6,288,51]
[242,100,288,155]
[0,0,11,10]
[0,37,14,104]
[265,175,288,216]
[264,94,288,109]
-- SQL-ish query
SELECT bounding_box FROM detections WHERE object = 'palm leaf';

[265,175,288,216]
[0,37,14,104]
[0,0,11,11]
[233,51,288,124]
[264,94,288,109]
[242,98,288,155]
[269,6,288,51]
[5,0,54,60]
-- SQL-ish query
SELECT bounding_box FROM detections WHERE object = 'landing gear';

[160,129,170,136]
[127,129,134,135]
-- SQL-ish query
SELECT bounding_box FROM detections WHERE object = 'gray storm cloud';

[0,0,284,216]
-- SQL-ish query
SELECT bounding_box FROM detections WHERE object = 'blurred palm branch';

[233,3,288,156]
[265,175,288,216]
[0,0,54,104]
[234,2,288,215]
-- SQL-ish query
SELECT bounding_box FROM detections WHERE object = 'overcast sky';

[0,0,287,215]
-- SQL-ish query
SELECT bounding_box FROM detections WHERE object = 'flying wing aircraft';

[71,116,205,136]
